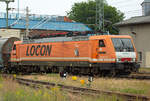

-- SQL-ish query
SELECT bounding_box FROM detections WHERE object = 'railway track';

[136,72,150,75]
[119,75,150,80]
[3,72,150,80]
[2,74,149,101]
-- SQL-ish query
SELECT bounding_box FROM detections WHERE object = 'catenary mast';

[95,0,104,32]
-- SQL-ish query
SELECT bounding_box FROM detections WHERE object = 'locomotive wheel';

[132,68,139,73]
[99,70,108,77]
[99,70,116,77]
[73,70,79,75]
[117,70,131,76]
[91,67,99,75]
[47,68,52,73]
[108,70,116,77]
[52,67,59,73]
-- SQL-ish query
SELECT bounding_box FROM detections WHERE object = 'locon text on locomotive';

[26,45,52,56]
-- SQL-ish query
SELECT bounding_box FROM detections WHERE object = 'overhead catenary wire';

[107,0,144,18]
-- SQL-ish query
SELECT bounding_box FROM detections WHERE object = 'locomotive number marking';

[26,45,52,56]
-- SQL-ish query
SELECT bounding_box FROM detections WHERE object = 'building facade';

[116,16,150,68]
[0,29,21,38]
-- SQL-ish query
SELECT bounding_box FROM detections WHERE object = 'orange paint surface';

[10,35,137,63]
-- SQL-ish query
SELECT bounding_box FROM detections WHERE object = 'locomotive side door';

[97,39,108,62]
[90,39,107,61]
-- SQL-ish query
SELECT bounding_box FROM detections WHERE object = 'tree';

[67,0,124,34]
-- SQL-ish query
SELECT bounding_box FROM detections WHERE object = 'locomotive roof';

[22,35,132,44]
[89,35,132,40]
[23,36,90,44]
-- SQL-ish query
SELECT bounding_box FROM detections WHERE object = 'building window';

[138,52,142,62]
[99,40,105,47]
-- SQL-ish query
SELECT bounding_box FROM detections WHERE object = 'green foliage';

[111,88,146,95]
[139,67,150,72]
[0,75,3,82]
[67,0,124,34]
[81,94,125,101]
[120,88,146,95]
[47,73,59,77]
[2,87,67,101]
[33,76,38,80]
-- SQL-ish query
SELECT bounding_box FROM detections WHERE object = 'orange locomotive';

[9,35,140,76]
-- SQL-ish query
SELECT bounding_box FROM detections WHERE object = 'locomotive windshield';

[111,38,134,52]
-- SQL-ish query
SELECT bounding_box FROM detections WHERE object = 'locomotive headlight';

[116,58,119,62]
[116,58,121,62]
[132,58,136,62]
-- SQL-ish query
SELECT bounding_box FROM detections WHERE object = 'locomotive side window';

[99,40,105,47]
[13,45,16,50]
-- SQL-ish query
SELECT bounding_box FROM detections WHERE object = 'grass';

[0,75,127,101]
[139,67,150,73]
[20,74,150,96]
[111,88,146,94]
[0,75,66,101]
[120,88,145,94]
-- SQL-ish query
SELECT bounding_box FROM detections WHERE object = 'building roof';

[115,16,150,26]
[0,18,92,32]
[142,0,150,3]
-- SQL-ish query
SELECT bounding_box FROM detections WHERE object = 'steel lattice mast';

[95,0,104,32]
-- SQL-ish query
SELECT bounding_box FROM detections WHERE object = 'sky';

[0,0,144,19]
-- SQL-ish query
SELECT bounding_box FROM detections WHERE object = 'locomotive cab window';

[13,45,16,50]
[99,40,105,47]
[112,38,134,52]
